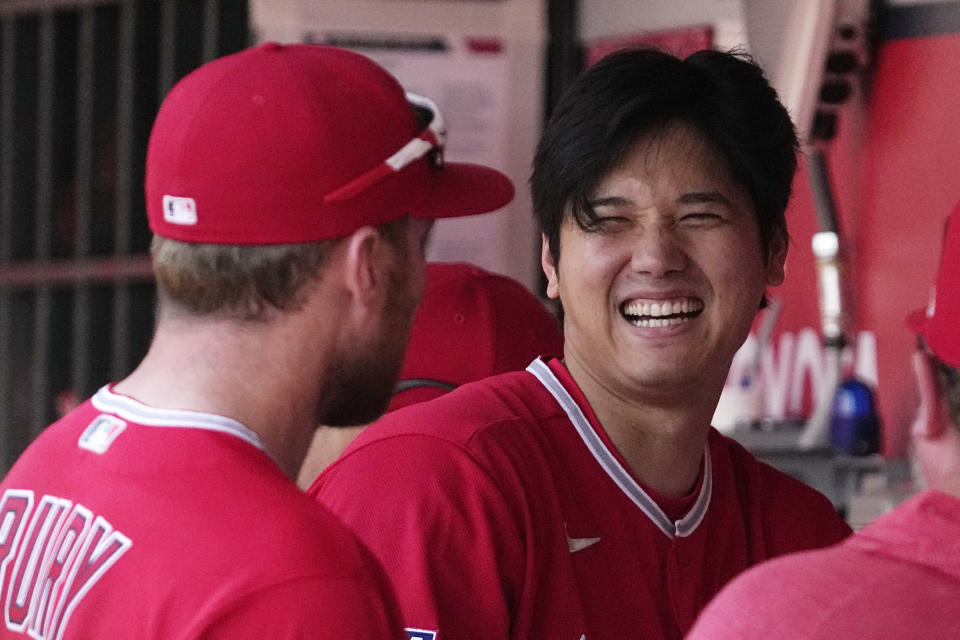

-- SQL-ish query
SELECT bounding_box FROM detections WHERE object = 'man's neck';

[564,356,719,498]
[114,316,328,479]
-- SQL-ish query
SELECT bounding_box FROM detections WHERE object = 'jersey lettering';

[6,495,70,630]
[47,515,131,640]
[33,505,93,639]
[0,489,132,639]
[0,492,33,593]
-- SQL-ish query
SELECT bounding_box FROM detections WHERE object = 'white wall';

[580,0,749,51]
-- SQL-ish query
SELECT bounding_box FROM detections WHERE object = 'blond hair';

[151,217,411,322]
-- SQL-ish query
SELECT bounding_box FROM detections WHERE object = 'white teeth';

[622,298,703,318]
[631,316,693,328]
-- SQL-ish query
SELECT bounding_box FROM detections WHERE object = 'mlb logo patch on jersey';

[79,415,127,454]
[405,628,437,640]
[162,195,197,225]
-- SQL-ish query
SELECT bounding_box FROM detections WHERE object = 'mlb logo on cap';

[405,629,437,640]
[163,196,197,226]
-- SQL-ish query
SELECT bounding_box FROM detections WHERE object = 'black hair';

[531,47,798,264]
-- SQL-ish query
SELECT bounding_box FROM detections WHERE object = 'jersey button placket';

[666,535,687,633]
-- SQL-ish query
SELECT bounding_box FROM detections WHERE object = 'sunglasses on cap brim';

[323,92,446,203]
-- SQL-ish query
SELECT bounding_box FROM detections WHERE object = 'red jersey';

[311,358,851,640]
[687,489,960,639]
[0,386,404,639]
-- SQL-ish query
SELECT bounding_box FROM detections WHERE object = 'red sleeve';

[195,574,406,639]
[311,434,526,640]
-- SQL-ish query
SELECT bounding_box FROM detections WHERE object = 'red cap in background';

[907,199,960,368]
[146,42,513,245]
[387,262,564,412]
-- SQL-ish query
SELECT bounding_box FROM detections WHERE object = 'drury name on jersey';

[0,488,131,639]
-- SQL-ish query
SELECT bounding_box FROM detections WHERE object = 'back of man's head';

[144,43,514,320]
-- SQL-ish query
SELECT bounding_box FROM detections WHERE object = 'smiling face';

[542,122,786,406]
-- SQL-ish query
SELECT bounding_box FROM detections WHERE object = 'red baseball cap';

[907,199,960,367]
[146,42,514,244]
[387,262,564,412]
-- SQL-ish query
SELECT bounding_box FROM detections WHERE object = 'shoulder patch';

[78,415,127,454]
[406,628,437,640]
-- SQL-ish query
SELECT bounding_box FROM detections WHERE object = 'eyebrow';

[678,191,732,206]
[585,196,631,208]
[586,191,733,209]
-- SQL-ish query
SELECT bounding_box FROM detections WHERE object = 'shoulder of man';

[710,429,853,549]
[349,368,555,450]
[686,541,856,640]
[307,371,541,640]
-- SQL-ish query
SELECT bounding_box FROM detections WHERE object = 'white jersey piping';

[90,385,269,454]
[526,358,712,539]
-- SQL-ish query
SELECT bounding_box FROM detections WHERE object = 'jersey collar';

[91,385,269,455]
[526,358,712,539]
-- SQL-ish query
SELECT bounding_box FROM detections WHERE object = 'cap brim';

[410,162,514,219]
[906,307,928,334]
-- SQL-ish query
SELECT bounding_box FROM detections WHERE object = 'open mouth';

[620,297,704,328]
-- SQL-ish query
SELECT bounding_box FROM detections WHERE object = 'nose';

[629,224,687,277]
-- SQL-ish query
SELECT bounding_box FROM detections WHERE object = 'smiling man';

[310,47,850,640]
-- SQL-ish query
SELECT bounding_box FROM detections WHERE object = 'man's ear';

[339,226,386,310]
[765,230,788,287]
[541,234,560,300]
[910,349,960,496]
[912,349,947,439]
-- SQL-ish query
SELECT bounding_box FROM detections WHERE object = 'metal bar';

[0,20,13,263]
[71,6,96,396]
[202,0,219,63]
[545,0,582,121]
[0,18,17,469]
[159,0,177,101]
[31,11,56,437]
[808,148,840,234]
[112,0,136,380]
[0,1,116,18]
[0,256,154,290]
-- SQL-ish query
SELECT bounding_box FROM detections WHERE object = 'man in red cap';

[297,261,564,486]
[687,200,960,639]
[0,43,512,639]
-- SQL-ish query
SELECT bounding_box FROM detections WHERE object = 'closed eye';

[678,212,724,227]
[583,216,631,233]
